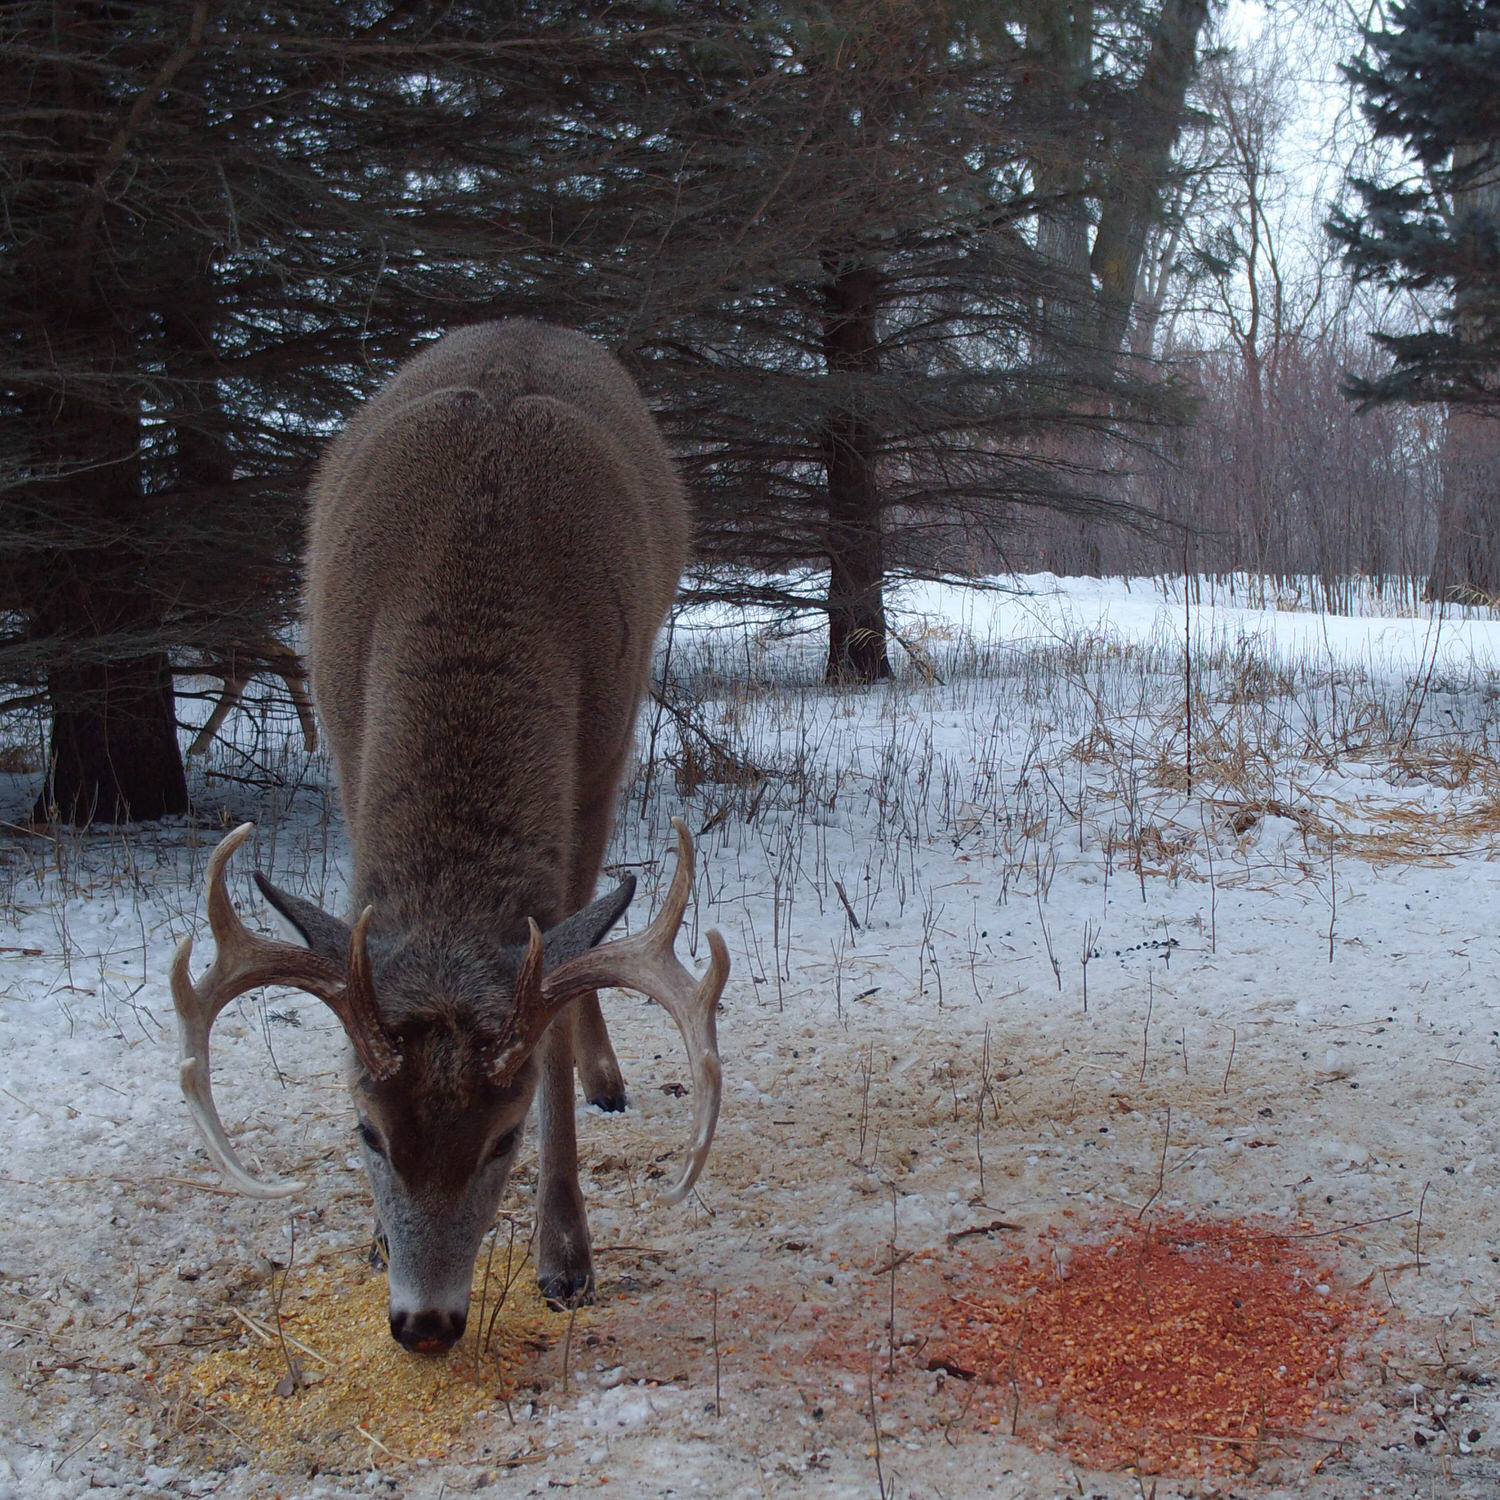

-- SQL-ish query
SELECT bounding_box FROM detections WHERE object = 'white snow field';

[0,574,1497,1499]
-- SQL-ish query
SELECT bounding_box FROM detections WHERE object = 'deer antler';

[529,819,728,1204]
[170,823,401,1197]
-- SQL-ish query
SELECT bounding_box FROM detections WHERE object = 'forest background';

[1,0,1496,825]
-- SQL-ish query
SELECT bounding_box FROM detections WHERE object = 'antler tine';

[172,823,346,1197]
[483,919,547,1086]
[658,927,728,1205]
[541,818,728,1203]
[342,907,403,1082]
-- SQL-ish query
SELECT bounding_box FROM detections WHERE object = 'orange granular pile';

[927,1216,1368,1475]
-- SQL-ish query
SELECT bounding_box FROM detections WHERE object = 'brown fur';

[304,320,688,1324]
[309,320,686,932]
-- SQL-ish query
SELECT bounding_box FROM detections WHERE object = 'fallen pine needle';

[230,1308,337,1369]
[149,1176,253,1197]
[356,1425,412,1463]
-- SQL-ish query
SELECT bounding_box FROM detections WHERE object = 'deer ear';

[255,874,352,962]
[542,877,636,969]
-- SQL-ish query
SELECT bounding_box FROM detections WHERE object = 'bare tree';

[1004,27,1444,597]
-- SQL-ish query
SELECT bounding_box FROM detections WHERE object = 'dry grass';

[1324,793,1500,866]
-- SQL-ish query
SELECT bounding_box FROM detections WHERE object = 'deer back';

[305,321,688,934]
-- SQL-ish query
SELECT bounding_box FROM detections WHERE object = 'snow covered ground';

[1,574,1497,1499]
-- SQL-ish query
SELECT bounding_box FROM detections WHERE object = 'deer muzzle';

[389,1305,467,1355]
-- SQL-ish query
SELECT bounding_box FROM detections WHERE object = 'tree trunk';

[825,497,892,683]
[1028,1,1095,363]
[1426,153,1500,604]
[1427,408,1500,603]
[821,260,891,684]
[25,373,190,824]
[39,653,189,823]
[1090,0,1211,361]
[29,345,188,824]
[20,28,188,824]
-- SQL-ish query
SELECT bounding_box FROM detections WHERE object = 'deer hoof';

[588,1091,628,1113]
[538,1269,595,1311]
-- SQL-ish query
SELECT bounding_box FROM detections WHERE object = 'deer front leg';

[534,1006,594,1307]
[187,676,246,757]
[568,791,628,1112]
[575,989,626,1111]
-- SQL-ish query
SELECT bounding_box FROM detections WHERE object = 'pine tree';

[0,3,757,819]
[3,0,1208,819]
[634,1,1200,681]
[1330,0,1500,600]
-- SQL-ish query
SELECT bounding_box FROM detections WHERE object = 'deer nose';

[389,1306,466,1355]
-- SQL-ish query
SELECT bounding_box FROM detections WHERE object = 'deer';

[169,321,728,1355]
[183,639,318,758]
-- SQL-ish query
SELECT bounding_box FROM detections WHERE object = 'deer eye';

[489,1126,520,1163]
[357,1120,388,1159]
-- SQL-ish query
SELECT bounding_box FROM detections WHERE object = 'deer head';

[172,819,726,1353]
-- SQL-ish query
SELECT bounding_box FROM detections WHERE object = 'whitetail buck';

[171,321,727,1354]
[184,640,318,758]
